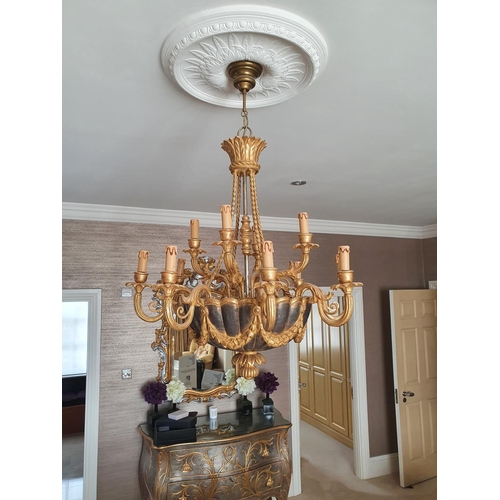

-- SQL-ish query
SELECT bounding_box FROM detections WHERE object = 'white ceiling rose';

[160,5,328,108]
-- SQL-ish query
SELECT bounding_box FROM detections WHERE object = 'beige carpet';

[293,420,437,499]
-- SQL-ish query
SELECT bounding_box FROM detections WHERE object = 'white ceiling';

[62,0,436,234]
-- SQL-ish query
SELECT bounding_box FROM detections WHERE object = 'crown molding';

[62,202,436,239]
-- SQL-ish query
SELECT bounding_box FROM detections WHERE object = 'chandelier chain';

[237,90,252,137]
[249,172,264,255]
[234,173,242,248]
[231,171,240,241]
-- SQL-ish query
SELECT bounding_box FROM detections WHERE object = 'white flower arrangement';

[235,376,256,396]
[225,368,236,385]
[166,377,186,404]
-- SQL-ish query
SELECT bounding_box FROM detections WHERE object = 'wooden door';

[328,319,353,442]
[390,289,437,487]
[299,302,329,425]
[299,292,353,447]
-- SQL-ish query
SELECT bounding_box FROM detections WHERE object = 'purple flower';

[255,372,279,395]
[142,381,167,405]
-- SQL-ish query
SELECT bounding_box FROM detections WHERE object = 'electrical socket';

[122,369,132,379]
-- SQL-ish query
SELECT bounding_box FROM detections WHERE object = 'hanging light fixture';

[126,59,362,379]
[126,7,363,381]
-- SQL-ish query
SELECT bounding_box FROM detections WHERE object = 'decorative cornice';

[160,5,328,108]
[62,203,437,239]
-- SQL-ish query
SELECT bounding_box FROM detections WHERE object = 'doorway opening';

[288,287,370,496]
[299,298,353,447]
[62,289,101,500]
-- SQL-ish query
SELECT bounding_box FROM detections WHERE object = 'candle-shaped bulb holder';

[161,270,178,284]
[165,245,178,273]
[188,238,201,250]
[133,271,148,284]
[262,241,274,268]
[337,270,354,284]
[298,212,309,235]
[293,233,318,257]
[177,258,186,277]
[261,267,278,282]
[221,204,232,229]
[219,229,234,242]
[298,233,313,245]
[337,245,350,271]
[137,250,149,273]
[190,219,200,239]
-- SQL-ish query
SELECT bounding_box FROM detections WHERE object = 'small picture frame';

[201,369,224,390]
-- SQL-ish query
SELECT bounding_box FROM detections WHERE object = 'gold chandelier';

[126,61,362,379]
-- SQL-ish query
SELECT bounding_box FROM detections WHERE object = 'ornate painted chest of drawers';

[139,408,292,500]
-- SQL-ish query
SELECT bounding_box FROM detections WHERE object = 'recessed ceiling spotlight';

[291,180,306,186]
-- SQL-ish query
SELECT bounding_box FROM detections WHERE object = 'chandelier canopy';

[126,60,362,380]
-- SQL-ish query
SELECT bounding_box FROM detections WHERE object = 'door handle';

[402,391,414,397]
[298,382,306,387]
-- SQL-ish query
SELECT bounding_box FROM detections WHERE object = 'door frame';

[288,286,370,495]
[63,289,101,500]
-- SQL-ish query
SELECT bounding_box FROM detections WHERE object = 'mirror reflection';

[153,323,237,402]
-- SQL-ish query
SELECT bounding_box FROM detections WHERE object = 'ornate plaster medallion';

[160,5,328,108]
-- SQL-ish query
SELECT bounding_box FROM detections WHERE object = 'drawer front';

[167,461,287,500]
[168,432,282,479]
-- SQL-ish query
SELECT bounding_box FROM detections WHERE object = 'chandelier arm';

[214,239,244,297]
[190,259,210,279]
[206,273,232,294]
[296,282,356,327]
[295,282,334,302]
[182,246,210,278]
[164,300,194,331]
[276,254,311,283]
[276,237,320,281]
[316,293,355,327]
[163,284,212,331]
[125,284,164,323]
[207,250,225,284]
[278,275,294,291]
[249,268,261,294]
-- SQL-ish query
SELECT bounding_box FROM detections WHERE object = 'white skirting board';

[365,453,399,479]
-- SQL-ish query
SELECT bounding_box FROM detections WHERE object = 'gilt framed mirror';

[152,321,237,402]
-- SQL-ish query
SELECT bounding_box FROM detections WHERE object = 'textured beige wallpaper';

[63,219,434,499]
[63,220,291,499]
